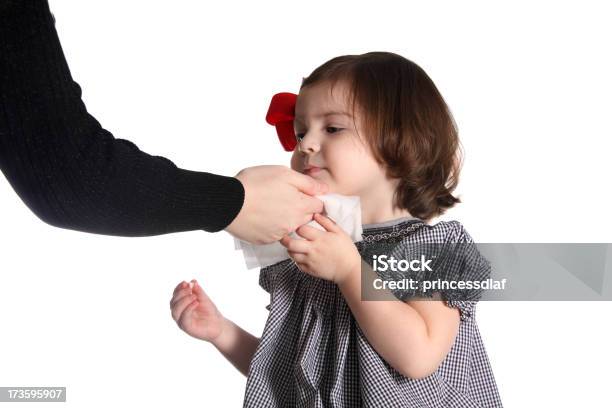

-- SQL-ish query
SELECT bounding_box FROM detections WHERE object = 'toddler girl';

[169,52,503,407]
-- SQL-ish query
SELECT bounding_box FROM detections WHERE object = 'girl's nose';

[299,131,321,154]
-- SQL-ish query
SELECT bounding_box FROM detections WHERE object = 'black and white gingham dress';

[243,217,503,407]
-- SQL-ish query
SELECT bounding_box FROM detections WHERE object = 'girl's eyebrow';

[294,111,353,123]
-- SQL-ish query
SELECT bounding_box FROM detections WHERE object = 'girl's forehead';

[296,82,351,117]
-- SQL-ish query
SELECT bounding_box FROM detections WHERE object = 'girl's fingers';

[172,281,188,297]
[280,234,310,253]
[295,262,309,274]
[171,294,197,321]
[178,299,199,326]
[294,224,324,241]
[169,287,193,309]
[192,280,212,302]
[314,213,339,232]
[289,252,308,264]
[279,234,291,247]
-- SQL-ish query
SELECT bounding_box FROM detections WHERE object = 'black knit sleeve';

[0,1,244,236]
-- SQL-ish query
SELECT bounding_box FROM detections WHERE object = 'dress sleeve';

[0,1,244,236]
[259,265,276,295]
[369,221,489,322]
[440,221,490,321]
[258,258,292,311]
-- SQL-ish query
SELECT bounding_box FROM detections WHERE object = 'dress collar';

[362,216,423,232]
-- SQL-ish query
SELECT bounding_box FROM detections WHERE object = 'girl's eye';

[295,127,343,141]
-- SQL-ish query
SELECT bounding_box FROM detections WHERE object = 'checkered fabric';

[243,218,503,407]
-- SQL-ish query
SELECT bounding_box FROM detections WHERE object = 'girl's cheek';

[290,151,303,172]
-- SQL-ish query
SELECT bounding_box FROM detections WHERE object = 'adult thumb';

[289,170,329,195]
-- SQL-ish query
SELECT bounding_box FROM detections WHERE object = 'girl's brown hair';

[300,51,463,222]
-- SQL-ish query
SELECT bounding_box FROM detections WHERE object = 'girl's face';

[290,80,389,198]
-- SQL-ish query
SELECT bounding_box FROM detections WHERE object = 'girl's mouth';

[304,166,324,175]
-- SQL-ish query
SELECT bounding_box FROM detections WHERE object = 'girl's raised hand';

[280,213,362,285]
[169,279,224,343]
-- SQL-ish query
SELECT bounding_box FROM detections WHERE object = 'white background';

[1,0,611,406]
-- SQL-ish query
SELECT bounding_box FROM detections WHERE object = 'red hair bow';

[266,92,298,151]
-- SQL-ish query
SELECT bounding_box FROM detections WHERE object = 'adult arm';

[0,1,244,236]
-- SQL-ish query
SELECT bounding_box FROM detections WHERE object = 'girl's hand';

[169,279,224,343]
[280,213,361,284]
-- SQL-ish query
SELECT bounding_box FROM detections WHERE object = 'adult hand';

[225,165,328,245]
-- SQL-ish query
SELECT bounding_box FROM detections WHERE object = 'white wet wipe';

[233,194,363,269]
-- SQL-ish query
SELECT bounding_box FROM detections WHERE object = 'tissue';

[234,194,363,269]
